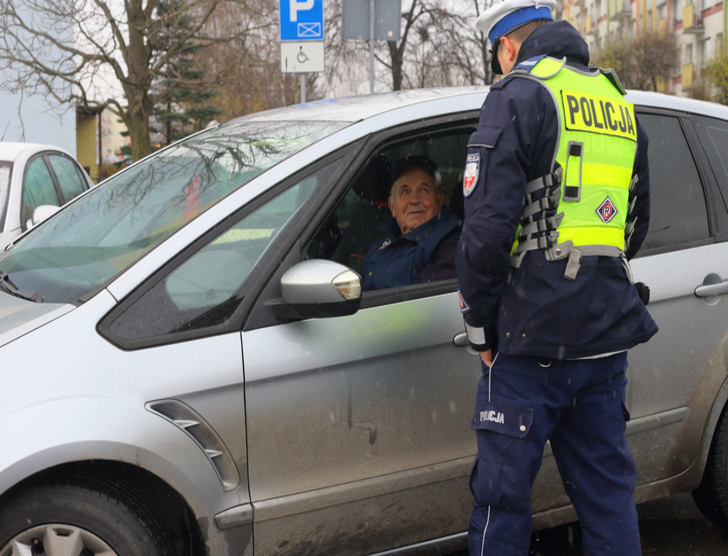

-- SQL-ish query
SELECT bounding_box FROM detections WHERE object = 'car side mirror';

[274,260,361,321]
[27,205,61,229]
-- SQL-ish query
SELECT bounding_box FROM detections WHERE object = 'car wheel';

[0,471,174,556]
[693,404,728,527]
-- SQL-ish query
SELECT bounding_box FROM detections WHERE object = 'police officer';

[454,1,658,554]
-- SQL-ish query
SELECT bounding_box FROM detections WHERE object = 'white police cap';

[477,0,556,44]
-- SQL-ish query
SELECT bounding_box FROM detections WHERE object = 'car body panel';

[627,244,728,479]
[244,291,478,554]
[0,288,251,550]
[0,293,73,348]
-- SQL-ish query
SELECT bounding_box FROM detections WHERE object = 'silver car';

[0,143,94,249]
[1,89,728,556]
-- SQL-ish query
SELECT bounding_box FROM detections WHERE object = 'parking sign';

[280,0,324,41]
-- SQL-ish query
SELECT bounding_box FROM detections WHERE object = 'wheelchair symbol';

[297,47,309,64]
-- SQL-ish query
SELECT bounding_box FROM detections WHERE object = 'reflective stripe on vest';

[510,57,637,259]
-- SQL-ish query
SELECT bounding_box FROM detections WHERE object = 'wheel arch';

[0,459,206,555]
[0,397,251,556]
[636,372,728,504]
[683,369,728,490]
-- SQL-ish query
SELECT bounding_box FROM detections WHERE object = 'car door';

[98,157,349,549]
[242,118,485,556]
[624,108,728,486]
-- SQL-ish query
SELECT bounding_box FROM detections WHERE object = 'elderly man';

[362,156,461,291]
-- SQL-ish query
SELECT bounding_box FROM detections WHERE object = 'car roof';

[0,142,72,162]
[236,87,490,124]
[231,87,728,127]
[624,90,728,120]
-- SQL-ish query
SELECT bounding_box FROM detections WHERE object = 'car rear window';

[0,120,347,304]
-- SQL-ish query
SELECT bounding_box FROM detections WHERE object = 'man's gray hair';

[389,156,443,198]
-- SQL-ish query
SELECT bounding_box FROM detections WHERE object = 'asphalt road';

[451,493,728,555]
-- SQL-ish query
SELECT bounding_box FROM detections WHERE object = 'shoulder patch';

[458,290,471,313]
[378,238,392,250]
[463,153,480,198]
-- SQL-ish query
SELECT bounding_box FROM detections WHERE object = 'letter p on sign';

[290,0,314,21]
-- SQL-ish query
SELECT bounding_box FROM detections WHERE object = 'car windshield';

[0,162,10,231]
[0,120,346,304]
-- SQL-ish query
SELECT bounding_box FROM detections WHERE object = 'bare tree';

[594,38,637,89]
[633,31,679,92]
[429,2,495,86]
[0,0,264,161]
[594,32,678,93]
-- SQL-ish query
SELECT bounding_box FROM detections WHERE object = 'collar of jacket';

[514,20,590,70]
[384,207,458,244]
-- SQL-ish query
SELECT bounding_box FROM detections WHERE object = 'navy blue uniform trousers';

[469,352,640,556]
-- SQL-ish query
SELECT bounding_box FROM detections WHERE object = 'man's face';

[388,167,444,235]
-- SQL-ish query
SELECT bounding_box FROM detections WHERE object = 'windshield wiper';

[0,271,43,303]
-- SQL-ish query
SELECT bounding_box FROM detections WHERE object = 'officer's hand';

[480,349,493,367]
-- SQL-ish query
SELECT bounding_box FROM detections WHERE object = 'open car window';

[302,128,473,300]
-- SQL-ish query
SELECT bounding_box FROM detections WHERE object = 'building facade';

[559,0,727,96]
[76,107,130,183]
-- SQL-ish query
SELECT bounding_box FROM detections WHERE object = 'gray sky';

[0,92,76,156]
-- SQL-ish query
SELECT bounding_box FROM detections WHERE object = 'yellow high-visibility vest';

[509,57,638,279]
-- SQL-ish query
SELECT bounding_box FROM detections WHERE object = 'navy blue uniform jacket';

[363,209,461,291]
[455,21,658,359]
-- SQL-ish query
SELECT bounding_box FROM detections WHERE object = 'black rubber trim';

[360,279,458,309]
[680,115,728,241]
[0,161,13,233]
[678,116,720,238]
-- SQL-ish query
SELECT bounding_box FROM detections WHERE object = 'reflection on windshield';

[0,120,346,304]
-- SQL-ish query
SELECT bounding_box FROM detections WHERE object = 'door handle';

[695,274,728,298]
[453,331,470,346]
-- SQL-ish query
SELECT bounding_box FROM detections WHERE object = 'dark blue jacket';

[455,21,658,359]
[363,209,461,291]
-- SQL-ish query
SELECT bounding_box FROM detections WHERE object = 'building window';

[699,38,712,67]
[686,43,694,65]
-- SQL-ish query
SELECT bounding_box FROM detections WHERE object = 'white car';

[0,143,94,249]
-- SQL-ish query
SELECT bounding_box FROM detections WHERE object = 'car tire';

[0,470,174,556]
[692,404,728,528]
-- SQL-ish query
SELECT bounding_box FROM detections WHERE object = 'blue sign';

[280,0,324,41]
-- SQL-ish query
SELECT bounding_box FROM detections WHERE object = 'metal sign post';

[369,0,375,94]
[279,0,325,104]
[342,0,401,94]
